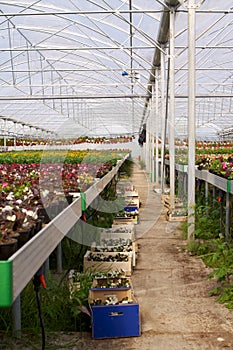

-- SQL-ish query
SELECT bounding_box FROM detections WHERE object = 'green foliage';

[181,194,233,309]
[193,199,221,240]
[49,236,87,271]
[185,236,233,308]
[196,147,233,156]
[119,159,133,176]
[216,286,233,309]
[0,271,93,334]
[84,178,123,230]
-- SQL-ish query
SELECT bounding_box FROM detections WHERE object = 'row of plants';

[181,188,233,309]
[163,146,233,179]
[195,141,233,150]
[0,150,128,259]
[1,135,134,147]
[174,140,232,149]
[196,154,233,179]
[0,149,125,164]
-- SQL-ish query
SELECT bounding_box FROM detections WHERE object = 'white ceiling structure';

[0,0,232,139]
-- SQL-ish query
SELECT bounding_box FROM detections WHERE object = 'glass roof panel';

[0,0,232,139]
[173,0,233,139]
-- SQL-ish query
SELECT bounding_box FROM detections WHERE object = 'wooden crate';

[124,190,139,198]
[114,213,139,225]
[100,225,135,242]
[89,286,132,305]
[91,276,133,290]
[123,191,140,208]
[100,225,138,261]
[161,194,170,206]
[91,241,137,267]
[129,197,140,208]
[83,250,132,276]
[112,217,134,225]
[124,213,139,224]
[103,224,135,233]
[162,194,185,210]
[110,225,138,254]
[166,210,187,222]
[111,222,135,231]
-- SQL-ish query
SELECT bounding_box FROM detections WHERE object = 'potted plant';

[0,226,17,261]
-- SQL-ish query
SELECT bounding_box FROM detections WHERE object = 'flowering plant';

[209,156,233,179]
[0,150,126,254]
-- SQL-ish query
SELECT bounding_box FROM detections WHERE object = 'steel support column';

[160,47,166,193]
[3,119,7,150]
[14,122,16,148]
[12,295,21,338]
[155,68,160,185]
[169,8,175,209]
[151,82,155,182]
[145,105,151,173]
[187,0,196,239]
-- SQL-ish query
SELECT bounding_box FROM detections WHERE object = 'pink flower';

[221,162,227,170]
[2,182,9,189]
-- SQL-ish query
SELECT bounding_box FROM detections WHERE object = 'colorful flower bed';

[164,142,233,179]
[0,150,127,257]
[195,153,233,179]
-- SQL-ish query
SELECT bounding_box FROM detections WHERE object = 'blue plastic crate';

[91,303,140,339]
[124,206,138,213]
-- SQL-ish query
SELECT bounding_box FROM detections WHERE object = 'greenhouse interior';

[0,0,233,349]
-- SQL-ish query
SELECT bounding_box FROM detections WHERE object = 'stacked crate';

[89,273,140,339]
[83,251,133,276]
[83,186,141,338]
[83,223,137,275]
[113,187,140,225]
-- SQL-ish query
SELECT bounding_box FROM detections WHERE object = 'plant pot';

[17,228,31,248]
[8,231,20,238]
[34,218,43,234]
[28,222,36,238]
[8,232,20,246]
[0,238,18,260]
[65,195,73,205]
[37,207,50,224]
